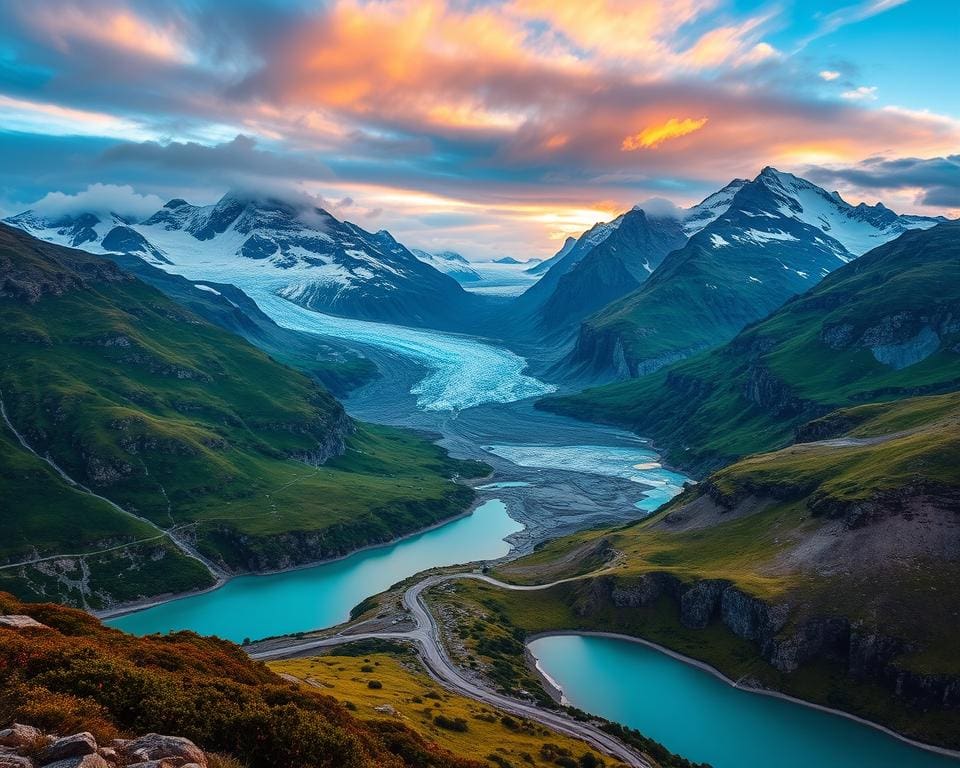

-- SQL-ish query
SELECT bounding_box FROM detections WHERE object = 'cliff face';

[574,571,960,711]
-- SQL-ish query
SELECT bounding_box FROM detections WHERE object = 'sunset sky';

[0,0,957,259]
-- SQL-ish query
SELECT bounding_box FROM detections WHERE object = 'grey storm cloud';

[100,135,333,182]
[805,155,960,208]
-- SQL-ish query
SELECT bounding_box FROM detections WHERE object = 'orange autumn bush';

[0,592,481,768]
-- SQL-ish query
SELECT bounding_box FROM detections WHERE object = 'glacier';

[248,288,556,412]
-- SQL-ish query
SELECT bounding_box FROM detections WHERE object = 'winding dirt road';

[250,572,652,767]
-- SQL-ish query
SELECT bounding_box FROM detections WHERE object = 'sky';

[0,0,957,260]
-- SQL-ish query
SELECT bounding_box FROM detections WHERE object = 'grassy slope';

[0,424,214,606]
[541,221,960,472]
[484,393,960,748]
[105,253,377,395]
[0,224,485,604]
[0,592,483,768]
[272,649,628,768]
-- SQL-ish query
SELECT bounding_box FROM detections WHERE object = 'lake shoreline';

[526,630,960,762]
[94,483,496,622]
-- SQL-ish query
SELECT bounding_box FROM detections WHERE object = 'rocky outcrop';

[573,572,960,711]
[0,226,131,304]
[568,321,705,380]
[0,725,207,768]
[741,364,805,417]
[821,310,960,371]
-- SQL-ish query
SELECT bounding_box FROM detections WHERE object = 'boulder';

[117,735,206,768]
[0,725,42,749]
[42,757,109,768]
[0,616,48,631]
[38,733,96,764]
[0,754,35,767]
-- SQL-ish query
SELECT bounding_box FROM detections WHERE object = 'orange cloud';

[622,117,709,150]
[29,5,192,63]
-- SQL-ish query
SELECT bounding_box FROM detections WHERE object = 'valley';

[2,176,956,768]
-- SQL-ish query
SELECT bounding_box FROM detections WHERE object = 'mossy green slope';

[541,221,960,472]
[493,392,960,748]
[0,421,215,607]
[0,224,484,606]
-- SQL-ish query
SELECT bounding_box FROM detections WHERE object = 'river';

[530,635,958,768]
[109,292,955,766]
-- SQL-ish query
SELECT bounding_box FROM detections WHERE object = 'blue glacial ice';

[247,289,556,412]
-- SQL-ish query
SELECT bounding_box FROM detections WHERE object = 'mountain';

[494,256,523,265]
[99,252,376,395]
[527,236,575,274]
[540,220,960,471]
[510,208,688,342]
[7,191,482,331]
[569,167,943,379]
[410,248,482,282]
[0,224,482,608]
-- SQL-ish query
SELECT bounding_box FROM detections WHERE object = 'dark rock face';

[741,365,804,417]
[38,733,97,763]
[680,579,729,629]
[575,572,960,711]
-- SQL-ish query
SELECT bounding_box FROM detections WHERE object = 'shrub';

[367,680,383,689]
[0,592,481,768]
[433,715,469,732]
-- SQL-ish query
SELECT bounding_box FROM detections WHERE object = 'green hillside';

[0,224,484,607]
[493,391,960,749]
[541,221,960,471]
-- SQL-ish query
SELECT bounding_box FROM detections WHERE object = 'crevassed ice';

[248,289,556,412]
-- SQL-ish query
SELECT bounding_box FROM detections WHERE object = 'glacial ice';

[248,289,557,412]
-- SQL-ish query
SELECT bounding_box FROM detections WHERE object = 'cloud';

[842,86,877,101]
[27,183,165,220]
[634,196,685,219]
[622,117,709,151]
[101,135,332,182]
[804,155,960,209]
[1,0,958,255]
[819,70,841,81]
[0,94,154,141]
[27,4,195,64]
[798,0,909,48]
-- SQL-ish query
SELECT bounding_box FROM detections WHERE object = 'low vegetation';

[0,592,485,768]
[271,649,634,768]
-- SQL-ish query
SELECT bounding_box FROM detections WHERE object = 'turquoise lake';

[529,635,958,768]
[108,498,522,642]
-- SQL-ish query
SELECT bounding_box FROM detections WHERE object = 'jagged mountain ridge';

[541,220,960,471]
[567,166,943,379]
[410,248,482,282]
[7,191,482,331]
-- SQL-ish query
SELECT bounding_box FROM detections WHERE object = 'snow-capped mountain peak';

[682,178,749,235]
[744,166,937,256]
[5,190,476,330]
